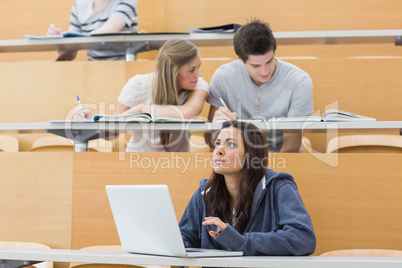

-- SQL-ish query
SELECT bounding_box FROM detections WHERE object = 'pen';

[76,94,83,110]
[219,96,238,120]
[219,97,229,109]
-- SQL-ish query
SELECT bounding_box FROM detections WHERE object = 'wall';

[1,58,401,152]
[0,1,401,265]
[0,153,73,249]
[1,152,401,255]
[1,0,402,61]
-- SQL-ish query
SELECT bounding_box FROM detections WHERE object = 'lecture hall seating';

[0,3,401,268]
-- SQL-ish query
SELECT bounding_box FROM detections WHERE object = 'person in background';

[180,121,316,255]
[75,38,209,152]
[47,0,138,61]
[206,19,314,152]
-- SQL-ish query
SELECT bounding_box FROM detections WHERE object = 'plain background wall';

[3,0,402,36]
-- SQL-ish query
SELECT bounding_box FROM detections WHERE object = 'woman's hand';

[202,217,228,238]
[46,23,77,60]
[46,23,62,36]
[120,104,151,115]
[74,108,92,120]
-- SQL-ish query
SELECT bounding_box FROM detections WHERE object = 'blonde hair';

[152,39,198,105]
[151,39,199,150]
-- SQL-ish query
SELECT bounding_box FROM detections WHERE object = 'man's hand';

[213,107,238,121]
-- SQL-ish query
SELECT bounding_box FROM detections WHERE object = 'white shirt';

[69,0,138,60]
[118,73,209,152]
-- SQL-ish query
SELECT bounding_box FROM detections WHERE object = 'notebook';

[106,185,243,258]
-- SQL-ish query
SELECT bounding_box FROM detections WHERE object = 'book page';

[25,34,63,40]
[154,117,205,123]
[322,109,376,121]
[212,119,264,123]
[94,113,205,123]
[95,113,152,123]
[188,23,241,33]
[49,119,93,123]
[267,115,322,122]
[25,32,89,40]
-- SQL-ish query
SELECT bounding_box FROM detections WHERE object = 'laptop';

[105,184,243,258]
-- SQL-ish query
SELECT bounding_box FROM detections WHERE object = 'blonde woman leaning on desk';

[75,39,209,152]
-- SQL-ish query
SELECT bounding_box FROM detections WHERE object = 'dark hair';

[233,19,277,62]
[206,121,268,233]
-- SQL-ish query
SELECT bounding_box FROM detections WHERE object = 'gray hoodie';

[179,169,316,256]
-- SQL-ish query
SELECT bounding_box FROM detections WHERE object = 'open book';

[321,109,376,122]
[268,109,377,122]
[91,31,186,36]
[188,23,241,34]
[49,113,205,123]
[92,113,205,123]
[25,32,90,40]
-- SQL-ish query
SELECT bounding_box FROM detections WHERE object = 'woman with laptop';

[179,121,316,255]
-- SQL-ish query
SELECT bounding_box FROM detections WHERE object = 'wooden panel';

[2,58,401,124]
[0,0,73,39]
[2,0,402,38]
[71,153,402,254]
[0,0,75,62]
[2,58,402,152]
[284,57,402,152]
[0,61,126,123]
[2,1,402,61]
[138,0,402,32]
[0,152,73,249]
[72,152,212,249]
[125,60,155,82]
[292,58,402,121]
[1,152,401,255]
[279,153,402,254]
[336,146,402,153]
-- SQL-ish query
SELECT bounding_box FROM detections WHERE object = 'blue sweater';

[179,169,316,256]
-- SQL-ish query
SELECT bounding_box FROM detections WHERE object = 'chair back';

[320,248,402,257]
[0,241,53,268]
[327,135,402,153]
[69,245,166,268]
[301,137,312,153]
[0,135,19,152]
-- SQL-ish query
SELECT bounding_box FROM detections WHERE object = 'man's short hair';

[234,19,277,62]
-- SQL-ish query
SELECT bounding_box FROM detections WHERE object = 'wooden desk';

[0,248,402,268]
[1,30,401,61]
[0,153,401,256]
[2,121,401,132]
[1,121,401,152]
